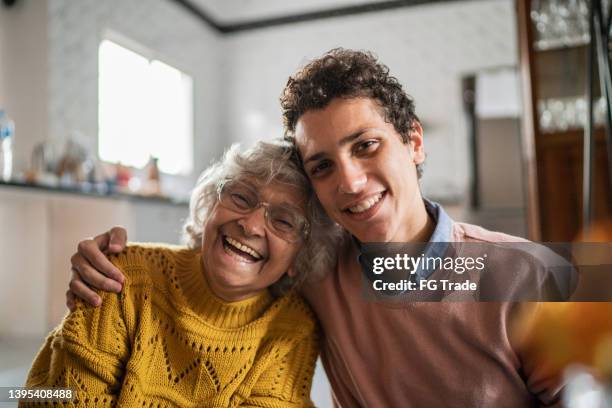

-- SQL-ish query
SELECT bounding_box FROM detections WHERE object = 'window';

[98,40,194,175]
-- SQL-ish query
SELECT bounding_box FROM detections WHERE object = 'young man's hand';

[67,227,128,311]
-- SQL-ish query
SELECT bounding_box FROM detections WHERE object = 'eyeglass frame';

[216,179,310,243]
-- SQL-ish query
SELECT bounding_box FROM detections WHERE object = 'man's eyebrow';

[338,129,369,147]
[302,129,370,167]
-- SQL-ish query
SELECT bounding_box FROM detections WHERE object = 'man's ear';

[408,122,425,165]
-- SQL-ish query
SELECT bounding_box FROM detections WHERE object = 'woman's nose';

[237,207,266,237]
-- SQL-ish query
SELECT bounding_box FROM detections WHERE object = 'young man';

[69,49,562,407]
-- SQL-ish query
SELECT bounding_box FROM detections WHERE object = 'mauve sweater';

[301,222,563,408]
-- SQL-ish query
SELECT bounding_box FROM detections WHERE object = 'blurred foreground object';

[515,302,612,380]
[514,218,612,407]
[576,219,612,242]
[515,302,612,407]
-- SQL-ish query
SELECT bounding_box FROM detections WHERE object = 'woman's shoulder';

[263,292,318,337]
[107,243,197,284]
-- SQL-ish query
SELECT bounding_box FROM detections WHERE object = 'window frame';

[97,30,195,176]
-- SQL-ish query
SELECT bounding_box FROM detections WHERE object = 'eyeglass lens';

[220,182,307,240]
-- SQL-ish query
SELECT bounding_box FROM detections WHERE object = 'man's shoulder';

[452,222,576,300]
[451,221,567,266]
[452,222,529,243]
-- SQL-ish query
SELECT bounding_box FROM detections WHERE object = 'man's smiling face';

[295,97,429,243]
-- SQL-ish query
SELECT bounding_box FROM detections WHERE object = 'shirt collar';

[418,199,452,280]
[424,199,453,243]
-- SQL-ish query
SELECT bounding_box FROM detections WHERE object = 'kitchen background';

[0,0,609,406]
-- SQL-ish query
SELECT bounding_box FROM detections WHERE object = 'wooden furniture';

[516,0,612,241]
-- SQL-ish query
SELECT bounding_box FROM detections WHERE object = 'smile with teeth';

[347,192,384,214]
[223,236,263,261]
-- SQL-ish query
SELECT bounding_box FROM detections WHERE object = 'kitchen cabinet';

[0,186,188,338]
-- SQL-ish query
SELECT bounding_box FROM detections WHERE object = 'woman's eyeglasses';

[217,180,310,243]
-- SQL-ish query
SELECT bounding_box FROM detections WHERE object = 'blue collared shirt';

[417,199,452,281]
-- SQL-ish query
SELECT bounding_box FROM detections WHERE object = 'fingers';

[91,230,110,251]
[107,226,128,253]
[71,250,123,292]
[69,271,101,307]
[66,289,76,312]
[76,238,125,285]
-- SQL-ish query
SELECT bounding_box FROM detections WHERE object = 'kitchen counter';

[0,180,188,206]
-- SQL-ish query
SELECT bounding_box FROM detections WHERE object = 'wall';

[478,118,524,209]
[47,0,222,185]
[1,0,518,200]
[474,117,526,237]
[0,0,49,173]
[217,0,518,201]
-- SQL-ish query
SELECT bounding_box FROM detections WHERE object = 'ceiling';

[188,0,392,25]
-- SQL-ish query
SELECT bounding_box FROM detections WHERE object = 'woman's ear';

[287,266,297,278]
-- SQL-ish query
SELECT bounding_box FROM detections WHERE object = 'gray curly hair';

[182,139,344,294]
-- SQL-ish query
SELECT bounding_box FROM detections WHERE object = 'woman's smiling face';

[200,178,308,302]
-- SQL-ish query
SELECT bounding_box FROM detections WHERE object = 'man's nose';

[237,207,266,237]
[337,160,367,194]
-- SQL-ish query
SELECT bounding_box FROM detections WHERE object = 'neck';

[396,196,435,243]
[172,249,273,329]
[199,258,270,303]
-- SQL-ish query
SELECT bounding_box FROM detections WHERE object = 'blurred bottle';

[0,110,15,182]
[143,156,161,195]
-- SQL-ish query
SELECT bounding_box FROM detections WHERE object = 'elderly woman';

[23,140,339,407]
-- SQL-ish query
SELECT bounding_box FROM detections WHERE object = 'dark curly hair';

[280,48,423,177]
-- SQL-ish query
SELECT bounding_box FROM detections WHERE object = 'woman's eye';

[273,218,295,231]
[231,192,252,208]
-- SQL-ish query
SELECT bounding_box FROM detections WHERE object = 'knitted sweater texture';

[24,244,318,407]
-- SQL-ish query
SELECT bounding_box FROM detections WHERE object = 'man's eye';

[354,140,379,154]
[310,161,332,176]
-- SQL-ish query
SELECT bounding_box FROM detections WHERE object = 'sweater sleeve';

[241,328,319,408]
[21,289,130,407]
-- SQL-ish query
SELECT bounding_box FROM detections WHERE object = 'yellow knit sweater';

[23,244,319,407]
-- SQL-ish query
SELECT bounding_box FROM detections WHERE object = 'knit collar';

[173,249,273,329]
